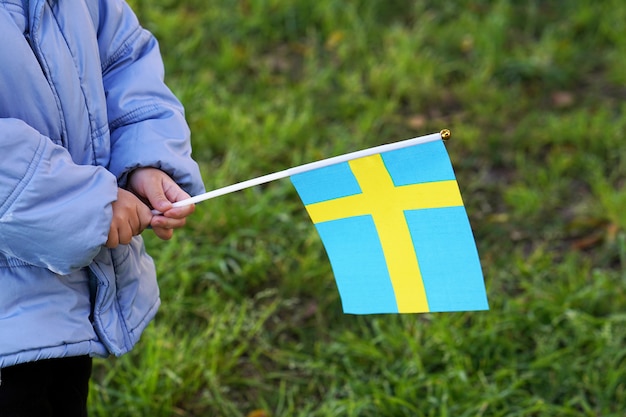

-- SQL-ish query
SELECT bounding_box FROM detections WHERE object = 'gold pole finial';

[440,129,451,140]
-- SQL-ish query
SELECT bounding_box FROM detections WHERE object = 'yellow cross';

[304,154,464,312]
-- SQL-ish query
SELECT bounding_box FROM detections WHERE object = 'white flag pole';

[160,131,447,212]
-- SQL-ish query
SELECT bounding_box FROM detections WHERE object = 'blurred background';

[90,1,626,415]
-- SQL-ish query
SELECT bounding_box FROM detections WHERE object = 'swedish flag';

[291,139,488,314]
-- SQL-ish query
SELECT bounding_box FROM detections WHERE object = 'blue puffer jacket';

[0,0,205,368]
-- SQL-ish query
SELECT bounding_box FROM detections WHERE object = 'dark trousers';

[0,356,92,417]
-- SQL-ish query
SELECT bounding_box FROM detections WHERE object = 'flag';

[164,130,488,315]
[290,138,488,314]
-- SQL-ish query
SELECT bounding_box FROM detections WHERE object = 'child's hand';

[127,167,195,241]
[106,188,153,248]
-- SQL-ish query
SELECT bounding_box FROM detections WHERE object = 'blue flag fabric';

[290,139,488,314]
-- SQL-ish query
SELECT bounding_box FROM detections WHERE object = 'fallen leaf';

[247,410,270,417]
[551,91,575,108]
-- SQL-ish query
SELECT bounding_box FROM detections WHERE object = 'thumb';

[148,189,173,214]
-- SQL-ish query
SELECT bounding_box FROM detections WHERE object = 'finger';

[136,203,154,232]
[147,186,173,214]
[159,203,195,219]
[106,228,119,248]
[152,226,174,241]
[162,178,192,204]
[151,215,187,230]
[119,222,134,245]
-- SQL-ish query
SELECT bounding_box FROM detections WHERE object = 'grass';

[89,0,626,415]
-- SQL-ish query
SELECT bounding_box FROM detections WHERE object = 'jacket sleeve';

[91,0,205,197]
[0,118,117,275]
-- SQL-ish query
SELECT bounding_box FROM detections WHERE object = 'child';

[0,0,205,415]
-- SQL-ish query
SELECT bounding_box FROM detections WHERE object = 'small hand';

[128,168,195,240]
[106,188,153,248]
